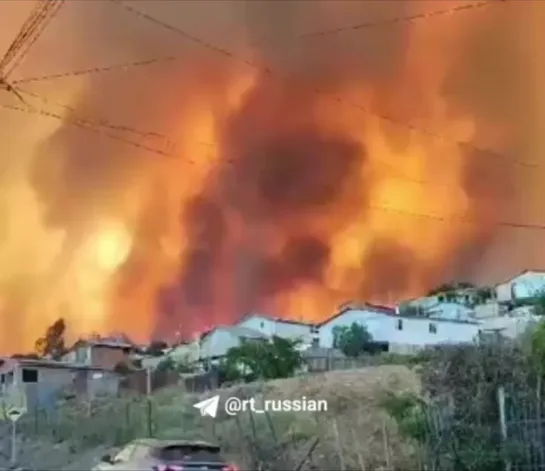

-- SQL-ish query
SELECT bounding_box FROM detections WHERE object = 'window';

[21,368,38,383]
[260,321,265,328]
[75,347,88,364]
[429,323,437,334]
[397,319,403,330]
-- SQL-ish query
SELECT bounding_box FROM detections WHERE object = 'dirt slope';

[11,365,420,470]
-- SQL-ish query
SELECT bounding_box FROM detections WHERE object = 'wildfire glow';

[0,0,543,352]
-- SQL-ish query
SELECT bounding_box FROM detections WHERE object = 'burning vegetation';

[0,0,544,351]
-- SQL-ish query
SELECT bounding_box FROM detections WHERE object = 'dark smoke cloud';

[8,0,536,342]
[358,239,416,300]
[258,236,331,297]
[179,196,226,307]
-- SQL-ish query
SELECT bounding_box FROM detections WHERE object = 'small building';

[495,270,545,303]
[478,311,540,339]
[199,326,268,362]
[235,313,316,342]
[301,347,346,373]
[317,303,480,351]
[62,337,137,369]
[0,357,119,411]
[424,302,475,322]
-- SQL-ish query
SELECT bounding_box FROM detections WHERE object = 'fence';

[394,385,545,471]
[500,385,545,471]
[305,352,419,373]
[8,388,410,471]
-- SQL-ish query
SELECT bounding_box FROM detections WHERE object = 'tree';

[427,281,475,297]
[35,318,67,359]
[532,292,545,316]
[332,322,372,357]
[220,336,302,383]
[147,340,168,356]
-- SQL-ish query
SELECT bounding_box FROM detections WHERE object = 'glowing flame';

[0,0,543,351]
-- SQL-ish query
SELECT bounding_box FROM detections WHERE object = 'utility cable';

[1,99,541,231]
[11,0,497,86]
[12,56,178,85]
[3,0,65,80]
[8,86,515,201]
[299,1,498,39]
[0,0,47,74]
[109,0,534,171]
[0,0,64,80]
[15,86,175,144]
[0,100,222,163]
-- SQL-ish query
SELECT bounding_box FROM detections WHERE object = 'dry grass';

[12,365,421,470]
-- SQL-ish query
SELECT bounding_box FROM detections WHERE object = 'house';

[317,303,480,352]
[495,270,545,303]
[478,311,540,339]
[62,337,137,370]
[0,357,119,411]
[301,347,346,373]
[198,326,268,362]
[166,340,201,366]
[235,313,317,342]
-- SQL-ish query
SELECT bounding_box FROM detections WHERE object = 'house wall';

[86,371,120,398]
[237,315,312,340]
[426,302,474,321]
[474,302,503,319]
[319,309,479,350]
[200,329,242,359]
[496,271,545,302]
[168,342,200,364]
[479,314,539,339]
[20,366,76,410]
[62,344,92,365]
[90,346,130,369]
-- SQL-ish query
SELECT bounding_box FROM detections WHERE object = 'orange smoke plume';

[0,0,543,352]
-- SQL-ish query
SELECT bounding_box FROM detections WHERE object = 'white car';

[92,438,237,471]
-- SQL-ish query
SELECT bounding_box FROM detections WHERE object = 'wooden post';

[497,386,511,471]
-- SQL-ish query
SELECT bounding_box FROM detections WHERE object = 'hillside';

[9,365,420,470]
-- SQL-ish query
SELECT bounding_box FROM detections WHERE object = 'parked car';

[92,438,237,471]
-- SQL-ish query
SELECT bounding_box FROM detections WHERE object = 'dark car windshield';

[157,445,222,462]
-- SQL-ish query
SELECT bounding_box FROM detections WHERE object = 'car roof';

[131,438,220,449]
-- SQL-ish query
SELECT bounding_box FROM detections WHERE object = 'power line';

[0,101,173,158]
[109,0,535,171]
[0,100,223,163]
[4,0,65,79]
[0,0,65,80]
[370,204,545,232]
[3,99,542,232]
[12,1,500,85]
[12,56,178,85]
[5,85,511,200]
[0,1,48,74]
[15,86,175,144]
[298,1,497,39]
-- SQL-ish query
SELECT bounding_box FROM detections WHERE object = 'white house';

[317,303,480,352]
[495,270,545,303]
[425,302,475,321]
[235,313,316,342]
[478,310,540,339]
[198,326,269,360]
[398,298,475,321]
